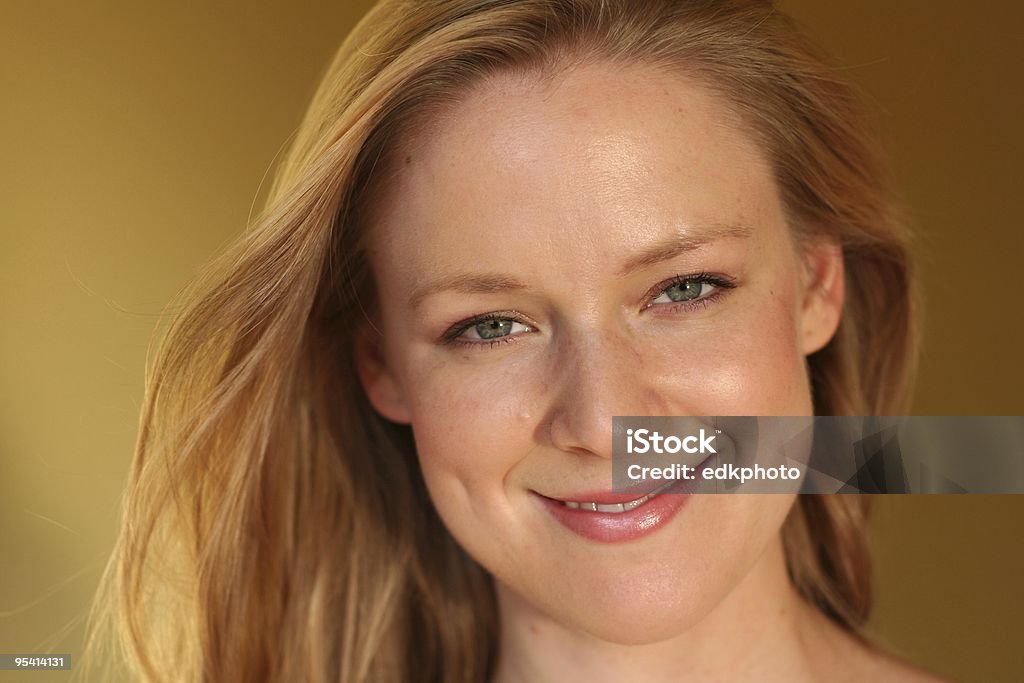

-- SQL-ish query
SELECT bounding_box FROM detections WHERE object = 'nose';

[545,326,671,460]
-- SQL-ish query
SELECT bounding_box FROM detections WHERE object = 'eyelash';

[440,271,738,350]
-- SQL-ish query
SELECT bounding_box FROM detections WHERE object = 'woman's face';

[357,61,844,643]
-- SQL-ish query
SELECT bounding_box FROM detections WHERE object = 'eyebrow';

[408,223,753,310]
[410,273,529,311]
[615,223,754,277]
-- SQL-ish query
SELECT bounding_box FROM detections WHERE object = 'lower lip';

[535,482,692,543]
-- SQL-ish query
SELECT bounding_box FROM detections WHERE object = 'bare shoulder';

[857,647,956,683]
[831,630,957,683]
[801,606,955,683]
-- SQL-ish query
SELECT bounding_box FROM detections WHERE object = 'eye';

[646,272,737,309]
[462,317,531,341]
[652,278,709,304]
[442,311,535,348]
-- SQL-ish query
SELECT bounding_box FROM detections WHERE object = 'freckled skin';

[357,61,848,673]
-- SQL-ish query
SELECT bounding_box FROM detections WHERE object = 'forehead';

[367,60,785,287]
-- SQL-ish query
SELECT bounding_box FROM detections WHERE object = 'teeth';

[561,493,654,513]
[622,494,651,511]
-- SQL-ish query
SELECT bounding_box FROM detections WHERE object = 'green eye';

[474,319,515,339]
[663,279,705,302]
[648,273,736,308]
[652,278,710,305]
[448,315,532,345]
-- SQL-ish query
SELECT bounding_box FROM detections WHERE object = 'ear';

[353,319,412,424]
[798,237,845,356]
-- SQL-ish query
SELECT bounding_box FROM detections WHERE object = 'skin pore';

[355,61,938,681]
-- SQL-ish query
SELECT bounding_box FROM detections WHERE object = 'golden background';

[1,2,1022,681]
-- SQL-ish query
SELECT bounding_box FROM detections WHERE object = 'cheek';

[398,351,541,507]
[397,353,552,582]
[647,283,811,417]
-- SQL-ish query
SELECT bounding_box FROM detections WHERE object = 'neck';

[491,534,846,683]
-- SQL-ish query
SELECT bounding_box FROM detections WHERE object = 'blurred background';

[1,1,1022,681]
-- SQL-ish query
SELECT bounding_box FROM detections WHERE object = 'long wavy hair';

[87,1,918,681]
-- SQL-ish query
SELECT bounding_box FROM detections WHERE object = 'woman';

[91,1,944,681]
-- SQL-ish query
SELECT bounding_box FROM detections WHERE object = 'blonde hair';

[89,1,917,681]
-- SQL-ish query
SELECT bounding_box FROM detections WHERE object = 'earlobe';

[353,321,413,424]
[799,238,845,356]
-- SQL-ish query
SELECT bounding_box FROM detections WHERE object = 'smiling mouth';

[538,479,691,543]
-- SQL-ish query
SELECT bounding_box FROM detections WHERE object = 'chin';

[530,559,724,645]
[565,592,714,646]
